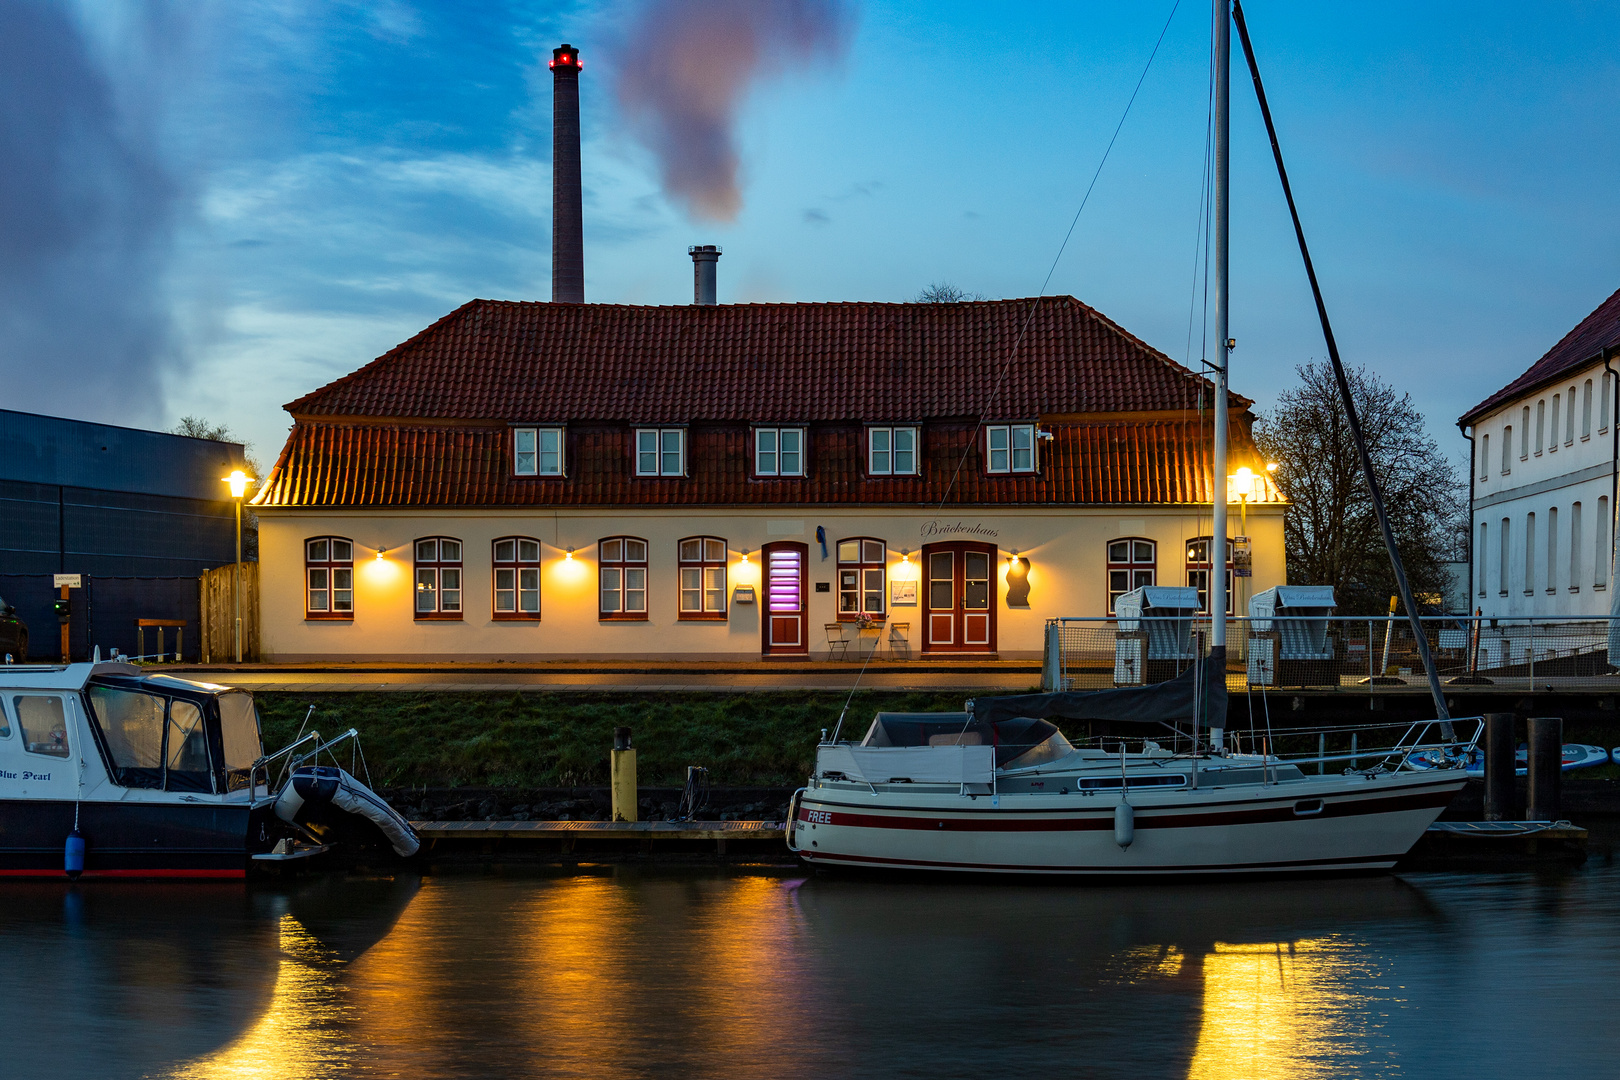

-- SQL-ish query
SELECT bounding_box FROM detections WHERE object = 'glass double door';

[923,542,996,653]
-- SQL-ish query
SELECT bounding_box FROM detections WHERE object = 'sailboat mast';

[1209,0,1231,752]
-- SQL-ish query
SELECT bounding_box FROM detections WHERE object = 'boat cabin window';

[863,712,1075,768]
[14,696,68,757]
[218,691,262,791]
[89,687,166,786]
[0,698,10,738]
[164,700,214,792]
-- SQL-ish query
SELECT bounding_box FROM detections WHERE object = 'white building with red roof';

[252,293,1284,661]
[1458,286,1620,619]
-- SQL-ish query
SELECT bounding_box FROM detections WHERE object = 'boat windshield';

[863,713,1074,768]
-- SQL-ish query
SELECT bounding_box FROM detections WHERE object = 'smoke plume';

[0,2,183,423]
[613,0,854,222]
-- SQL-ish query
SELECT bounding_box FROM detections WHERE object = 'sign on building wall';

[890,581,917,606]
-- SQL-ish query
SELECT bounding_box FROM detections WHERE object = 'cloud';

[803,208,829,225]
[611,0,855,222]
[0,1,188,424]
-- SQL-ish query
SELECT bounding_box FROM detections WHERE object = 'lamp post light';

[223,469,255,663]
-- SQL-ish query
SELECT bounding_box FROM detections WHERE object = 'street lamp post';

[223,470,255,663]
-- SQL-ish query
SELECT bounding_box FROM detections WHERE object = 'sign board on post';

[1233,536,1253,579]
[53,574,81,589]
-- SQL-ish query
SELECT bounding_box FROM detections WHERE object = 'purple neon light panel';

[768,549,801,611]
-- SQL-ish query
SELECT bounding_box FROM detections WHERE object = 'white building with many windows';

[1459,287,1620,617]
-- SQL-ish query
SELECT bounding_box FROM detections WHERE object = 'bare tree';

[915,282,984,303]
[173,415,264,480]
[1253,362,1467,616]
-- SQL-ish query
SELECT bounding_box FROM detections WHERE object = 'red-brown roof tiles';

[285,296,1249,423]
[1461,286,1620,424]
[255,418,1266,509]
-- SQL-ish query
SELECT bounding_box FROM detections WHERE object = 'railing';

[1041,615,1620,693]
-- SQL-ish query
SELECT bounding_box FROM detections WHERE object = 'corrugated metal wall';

[0,574,201,662]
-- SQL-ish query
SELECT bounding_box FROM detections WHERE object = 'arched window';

[1477,522,1487,597]
[678,536,728,619]
[1566,387,1577,445]
[1524,512,1535,596]
[1520,406,1531,458]
[1106,537,1156,615]
[1185,537,1234,616]
[414,537,462,618]
[1480,434,1489,480]
[493,536,541,619]
[1569,503,1582,592]
[1501,427,1512,474]
[836,538,887,618]
[1535,399,1545,453]
[1550,395,1560,450]
[1583,379,1594,438]
[599,536,648,619]
[305,537,353,619]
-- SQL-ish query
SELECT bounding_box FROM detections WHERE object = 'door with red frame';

[922,542,997,653]
[761,541,809,656]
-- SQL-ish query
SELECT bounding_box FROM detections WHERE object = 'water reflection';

[1,861,1618,1079]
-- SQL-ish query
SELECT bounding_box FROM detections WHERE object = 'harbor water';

[4,843,1618,1079]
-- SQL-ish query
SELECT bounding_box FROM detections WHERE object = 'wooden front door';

[761,541,809,655]
[922,542,997,653]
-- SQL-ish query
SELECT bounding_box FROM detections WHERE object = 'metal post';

[1207,0,1232,756]
[1526,716,1562,823]
[234,495,243,663]
[59,584,69,663]
[611,726,638,822]
[1483,712,1516,821]
[1527,620,1534,692]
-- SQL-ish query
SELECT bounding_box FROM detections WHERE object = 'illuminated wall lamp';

[565,547,575,561]
[375,546,385,560]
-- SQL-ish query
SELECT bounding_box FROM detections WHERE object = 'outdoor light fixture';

[565,547,575,561]
[1266,461,1279,472]
[741,549,750,563]
[901,549,910,563]
[220,470,256,663]
[376,547,385,560]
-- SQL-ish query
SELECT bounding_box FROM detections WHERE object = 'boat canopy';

[969,648,1228,729]
[862,712,1074,768]
[82,673,264,794]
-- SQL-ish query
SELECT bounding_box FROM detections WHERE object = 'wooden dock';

[411,819,789,863]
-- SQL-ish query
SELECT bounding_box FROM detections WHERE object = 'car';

[0,597,27,662]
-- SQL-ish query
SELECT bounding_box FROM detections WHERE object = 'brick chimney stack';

[550,44,584,303]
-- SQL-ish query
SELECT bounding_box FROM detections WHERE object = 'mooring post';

[1526,716,1562,823]
[611,726,637,823]
[1483,712,1516,822]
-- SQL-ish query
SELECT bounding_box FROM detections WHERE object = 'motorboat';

[789,663,1480,876]
[0,659,415,878]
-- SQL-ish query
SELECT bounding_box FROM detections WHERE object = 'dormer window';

[514,427,563,476]
[755,428,805,476]
[986,424,1036,474]
[868,426,918,476]
[636,428,685,477]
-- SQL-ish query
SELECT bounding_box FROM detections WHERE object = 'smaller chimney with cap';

[689,245,721,305]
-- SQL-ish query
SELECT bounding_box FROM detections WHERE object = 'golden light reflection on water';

[168,914,351,1080]
[1186,937,1371,1080]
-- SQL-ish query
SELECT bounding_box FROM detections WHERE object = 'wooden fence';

[200,562,259,662]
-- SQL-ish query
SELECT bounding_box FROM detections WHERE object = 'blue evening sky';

[10,1,1620,467]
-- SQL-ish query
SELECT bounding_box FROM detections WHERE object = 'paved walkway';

[161,659,1045,694]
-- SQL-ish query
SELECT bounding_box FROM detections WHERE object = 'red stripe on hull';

[799,785,1460,833]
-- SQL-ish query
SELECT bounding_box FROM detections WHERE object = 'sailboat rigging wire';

[935,0,1185,511]
[1230,0,1453,736]
[828,628,884,744]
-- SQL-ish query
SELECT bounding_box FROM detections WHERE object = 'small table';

[136,619,187,663]
[855,625,882,659]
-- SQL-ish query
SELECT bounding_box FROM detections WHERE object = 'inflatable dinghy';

[275,765,420,857]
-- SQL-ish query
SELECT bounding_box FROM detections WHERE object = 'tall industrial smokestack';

[551,44,584,303]
[689,245,720,305]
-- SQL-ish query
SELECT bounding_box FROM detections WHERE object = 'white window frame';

[678,536,729,618]
[513,427,564,476]
[492,536,542,618]
[754,428,805,477]
[836,538,887,618]
[867,426,919,476]
[305,537,354,618]
[986,424,1036,474]
[599,536,649,618]
[636,428,686,477]
[1107,537,1157,615]
[414,537,463,617]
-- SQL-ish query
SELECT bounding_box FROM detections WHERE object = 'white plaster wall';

[255,506,1286,661]
[1469,360,1619,617]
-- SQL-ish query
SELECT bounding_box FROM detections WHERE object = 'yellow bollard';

[611,726,637,822]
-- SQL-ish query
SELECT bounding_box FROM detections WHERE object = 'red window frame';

[304,536,354,621]
[492,536,542,621]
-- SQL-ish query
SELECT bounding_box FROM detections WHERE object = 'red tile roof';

[285,296,1249,422]
[1461,286,1620,424]
[255,417,1267,508]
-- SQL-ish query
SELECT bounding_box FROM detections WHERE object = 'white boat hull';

[792,771,1467,876]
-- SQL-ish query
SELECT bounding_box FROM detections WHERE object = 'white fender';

[1114,801,1135,849]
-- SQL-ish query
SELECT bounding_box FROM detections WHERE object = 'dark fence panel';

[0,575,200,662]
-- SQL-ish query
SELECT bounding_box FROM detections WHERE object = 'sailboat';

[787,0,1479,876]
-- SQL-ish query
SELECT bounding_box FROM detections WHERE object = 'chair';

[825,623,851,660]
[888,622,911,661]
